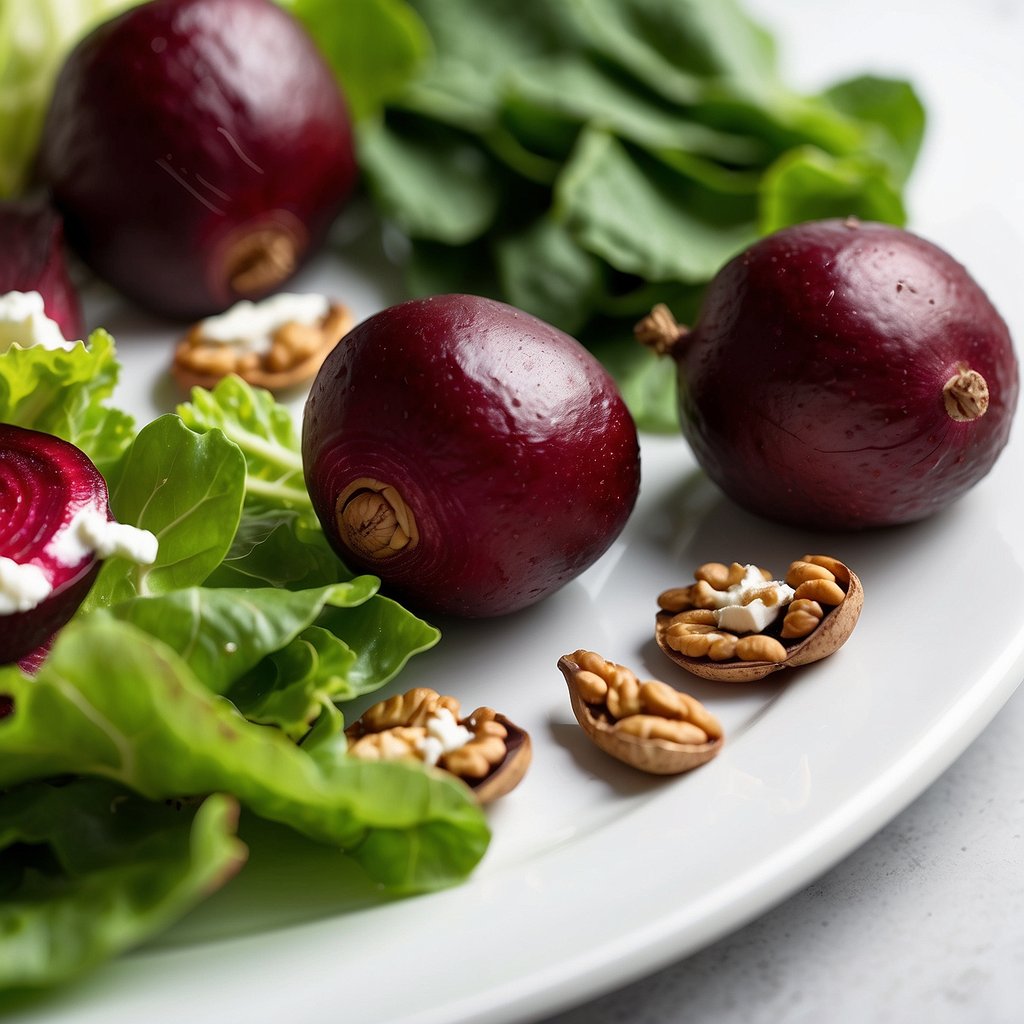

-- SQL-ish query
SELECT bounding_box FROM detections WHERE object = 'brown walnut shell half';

[557,650,723,775]
[344,689,531,805]
[655,555,863,683]
[470,711,532,804]
[172,301,352,392]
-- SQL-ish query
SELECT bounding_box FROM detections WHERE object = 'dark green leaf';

[557,128,758,282]
[495,215,603,334]
[288,0,431,122]
[358,114,503,243]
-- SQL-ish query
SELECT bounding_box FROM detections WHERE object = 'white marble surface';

[538,682,1024,1024]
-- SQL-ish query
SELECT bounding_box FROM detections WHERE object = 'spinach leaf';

[358,113,504,244]
[503,54,767,165]
[822,75,926,186]
[557,128,759,283]
[494,215,603,334]
[285,0,431,122]
[565,0,780,105]
[330,0,926,438]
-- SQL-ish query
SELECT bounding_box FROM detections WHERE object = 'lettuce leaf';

[0,329,134,475]
[0,782,244,989]
[227,596,441,736]
[204,502,348,588]
[177,375,311,510]
[0,618,488,892]
[85,415,247,607]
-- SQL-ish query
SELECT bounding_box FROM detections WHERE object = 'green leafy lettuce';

[338,0,926,431]
[0,782,244,989]
[0,330,134,475]
[0,341,482,992]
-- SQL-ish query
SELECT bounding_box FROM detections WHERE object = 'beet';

[0,425,157,666]
[640,218,1019,529]
[302,294,641,618]
[37,0,357,319]
[0,198,84,341]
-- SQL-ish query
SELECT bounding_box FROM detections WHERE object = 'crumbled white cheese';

[0,556,53,615]
[708,564,794,634]
[197,293,330,355]
[0,291,75,352]
[416,707,474,767]
[46,506,159,568]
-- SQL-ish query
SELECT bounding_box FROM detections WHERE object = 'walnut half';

[655,554,863,682]
[558,650,723,775]
[172,297,352,392]
[344,687,530,804]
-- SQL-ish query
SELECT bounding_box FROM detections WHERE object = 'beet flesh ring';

[0,425,109,664]
[667,218,1018,529]
[38,0,357,318]
[302,295,641,618]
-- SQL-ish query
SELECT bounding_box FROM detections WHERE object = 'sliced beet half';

[1,425,113,664]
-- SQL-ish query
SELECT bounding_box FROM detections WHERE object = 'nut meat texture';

[345,686,530,804]
[559,649,723,775]
[655,555,863,682]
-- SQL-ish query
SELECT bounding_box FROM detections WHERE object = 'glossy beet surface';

[664,219,1018,529]
[0,425,109,664]
[38,0,357,319]
[302,295,641,618]
[0,198,84,340]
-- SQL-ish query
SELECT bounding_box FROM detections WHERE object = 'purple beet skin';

[38,0,357,319]
[302,295,641,618]
[0,198,85,340]
[649,218,1018,529]
[0,425,111,665]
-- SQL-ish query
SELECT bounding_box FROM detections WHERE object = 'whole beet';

[38,0,357,318]
[302,295,641,618]
[641,218,1018,529]
[0,198,84,340]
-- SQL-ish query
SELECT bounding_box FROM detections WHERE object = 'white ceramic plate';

[6,3,1023,1022]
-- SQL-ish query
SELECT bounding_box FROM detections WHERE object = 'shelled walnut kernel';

[655,555,863,682]
[558,650,723,775]
[345,686,530,804]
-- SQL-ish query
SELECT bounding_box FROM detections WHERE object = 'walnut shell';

[470,712,532,804]
[557,652,723,775]
[172,302,352,392]
[655,556,863,682]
